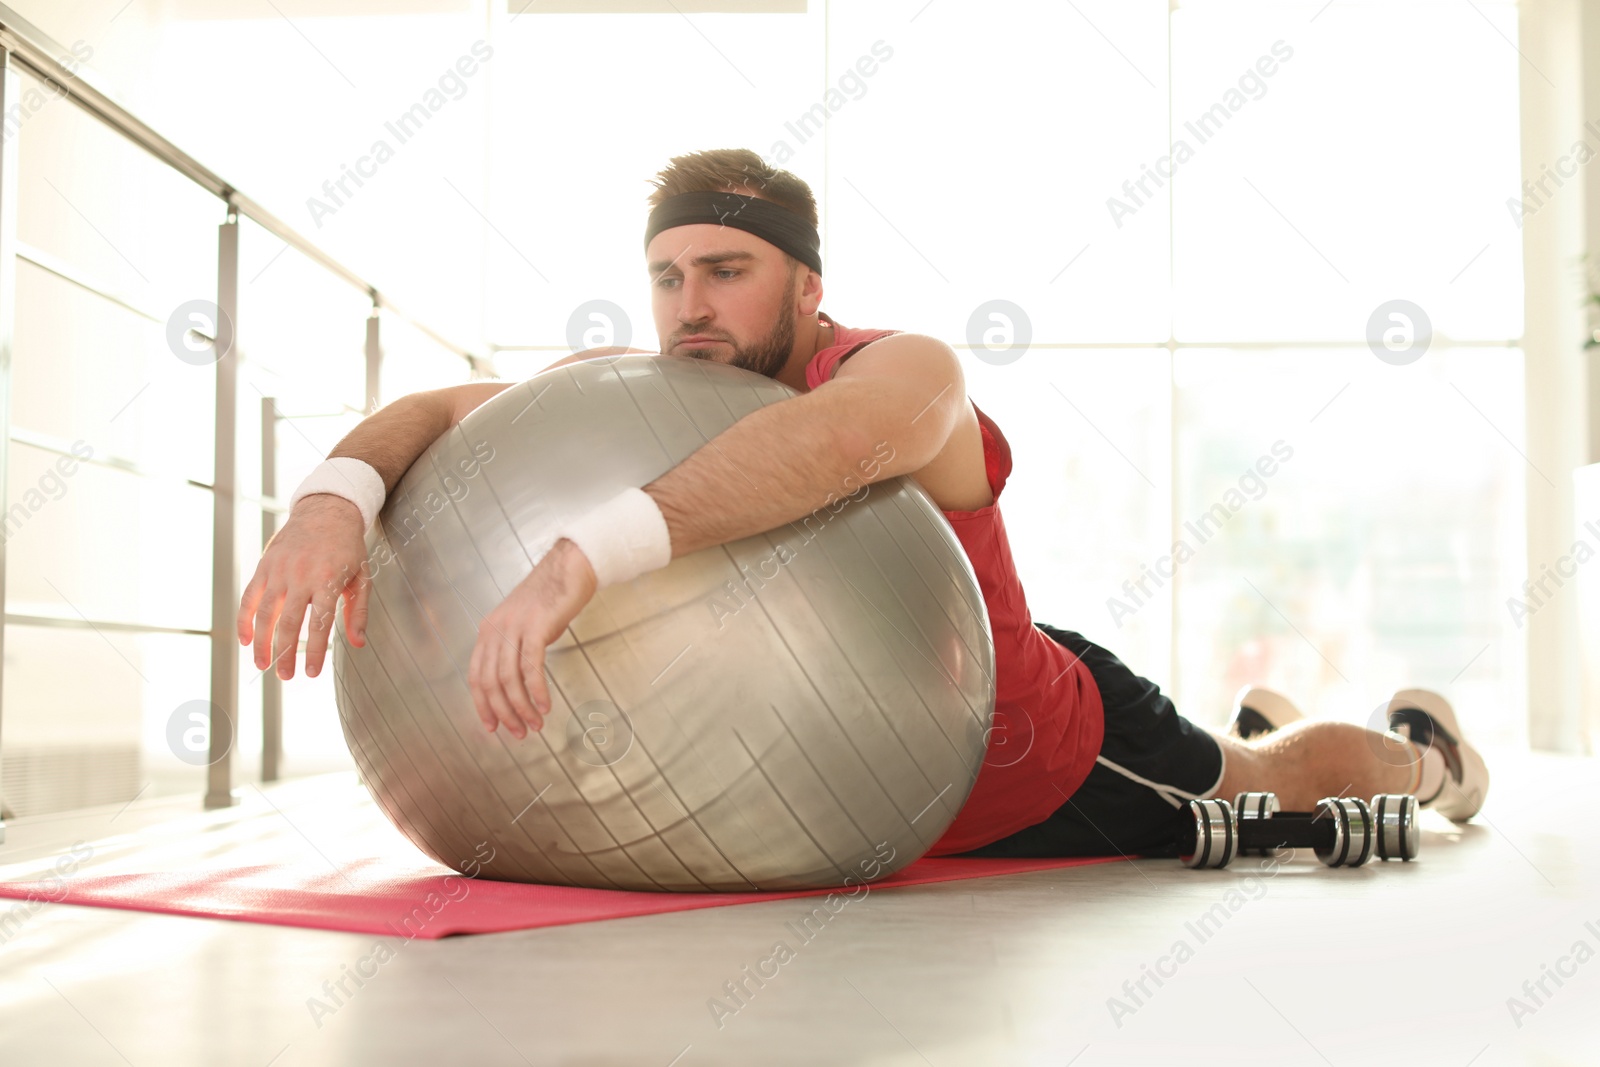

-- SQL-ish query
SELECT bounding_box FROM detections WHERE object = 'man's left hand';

[467,538,598,739]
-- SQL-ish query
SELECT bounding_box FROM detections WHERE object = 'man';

[237,148,1488,861]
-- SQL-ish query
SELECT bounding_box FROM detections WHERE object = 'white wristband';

[554,487,672,590]
[289,457,387,531]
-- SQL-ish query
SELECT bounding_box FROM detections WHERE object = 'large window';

[489,0,1526,741]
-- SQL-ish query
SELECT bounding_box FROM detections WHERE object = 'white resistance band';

[288,457,387,531]
[553,487,672,590]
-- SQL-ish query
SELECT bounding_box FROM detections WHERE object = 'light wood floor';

[0,745,1595,1067]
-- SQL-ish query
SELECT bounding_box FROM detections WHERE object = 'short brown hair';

[647,148,818,231]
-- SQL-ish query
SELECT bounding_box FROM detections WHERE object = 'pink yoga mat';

[0,855,1123,938]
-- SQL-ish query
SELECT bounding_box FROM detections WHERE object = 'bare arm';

[646,333,967,558]
[327,381,512,493]
[237,346,652,680]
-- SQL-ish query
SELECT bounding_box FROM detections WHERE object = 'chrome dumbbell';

[1180,792,1419,869]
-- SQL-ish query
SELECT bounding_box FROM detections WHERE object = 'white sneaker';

[1385,688,1489,821]
[1227,685,1306,740]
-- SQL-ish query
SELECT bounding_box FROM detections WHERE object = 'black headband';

[645,191,822,276]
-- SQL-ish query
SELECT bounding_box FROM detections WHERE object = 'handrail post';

[205,211,240,809]
[260,396,280,783]
[365,303,381,413]
[0,49,20,841]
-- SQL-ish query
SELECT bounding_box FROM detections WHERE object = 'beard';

[724,301,796,379]
[678,262,800,379]
[676,306,795,379]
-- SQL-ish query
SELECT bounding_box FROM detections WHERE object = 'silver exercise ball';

[331,354,996,892]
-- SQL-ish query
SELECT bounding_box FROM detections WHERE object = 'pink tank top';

[803,316,1105,855]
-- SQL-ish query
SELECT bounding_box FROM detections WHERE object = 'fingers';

[237,569,266,644]
[468,625,511,735]
[302,578,342,679]
[469,620,551,740]
[271,590,313,680]
[252,584,285,672]
[345,566,372,648]
[241,504,374,676]
[524,656,550,719]
[495,637,543,733]
[475,629,525,739]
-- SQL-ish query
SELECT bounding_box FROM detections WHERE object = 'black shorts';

[956,623,1226,860]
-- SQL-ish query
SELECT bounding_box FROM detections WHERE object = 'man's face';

[647,223,801,380]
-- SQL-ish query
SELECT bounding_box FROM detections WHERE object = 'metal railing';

[0,4,485,840]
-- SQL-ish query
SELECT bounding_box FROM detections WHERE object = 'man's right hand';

[237,494,373,681]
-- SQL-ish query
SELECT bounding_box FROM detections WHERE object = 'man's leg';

[1209,720,1420,812]
[1214,687,1489,819]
